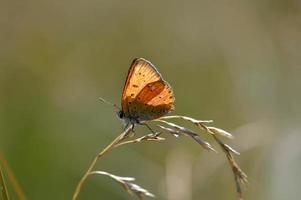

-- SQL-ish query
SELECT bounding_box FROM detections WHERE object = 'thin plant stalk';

[0,153,26,200]
[72,125,133,200]
[0,164,10,200]
[72,114,247,200]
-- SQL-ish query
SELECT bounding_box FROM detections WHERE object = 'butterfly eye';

[117,111,124,119]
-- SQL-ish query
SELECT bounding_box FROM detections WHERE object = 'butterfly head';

[116,110,125,119]
[116,110,134,127]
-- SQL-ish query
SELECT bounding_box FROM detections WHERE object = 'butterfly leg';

[124,121,135,130]
[124,122,130,131]
[140,123,156,134]
[131,123,135,132]
[122,123,136,138]
[129,124,136,137]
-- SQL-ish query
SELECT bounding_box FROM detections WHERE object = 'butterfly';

[117,58,175,128]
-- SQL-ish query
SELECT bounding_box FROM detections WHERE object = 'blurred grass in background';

[1,0,301,199]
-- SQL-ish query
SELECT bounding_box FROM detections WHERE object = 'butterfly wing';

[121,58,175,121]
[132,80,175,121]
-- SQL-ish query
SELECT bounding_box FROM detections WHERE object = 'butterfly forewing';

[121,58,175,121]
[122,58,162,100]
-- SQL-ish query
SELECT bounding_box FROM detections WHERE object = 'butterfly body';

[118,58,175,127]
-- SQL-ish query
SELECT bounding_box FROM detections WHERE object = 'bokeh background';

[1,0,301,199]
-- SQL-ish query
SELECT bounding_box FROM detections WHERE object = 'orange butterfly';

[117,58,175,128]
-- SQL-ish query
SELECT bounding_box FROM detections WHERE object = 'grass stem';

[72,125,133,200]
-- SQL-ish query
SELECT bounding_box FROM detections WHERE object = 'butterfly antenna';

[99,97,120,110]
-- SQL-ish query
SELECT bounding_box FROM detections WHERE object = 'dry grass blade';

[115,132,165,147]
[160,115,234,139]
[160,115,213,124]
[156,125,181,137]
[0,164,10,200]
[207,127,234,139]
[211,134,247,199]
[222,143,240,155]
[90,171,155,199]
[156,120,216,152]
[158,115,247,200]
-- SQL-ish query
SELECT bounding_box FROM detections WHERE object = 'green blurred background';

[1,0,301,199]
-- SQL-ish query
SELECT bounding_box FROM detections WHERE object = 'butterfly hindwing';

[121,58,175,121]
[132,80,174,120]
